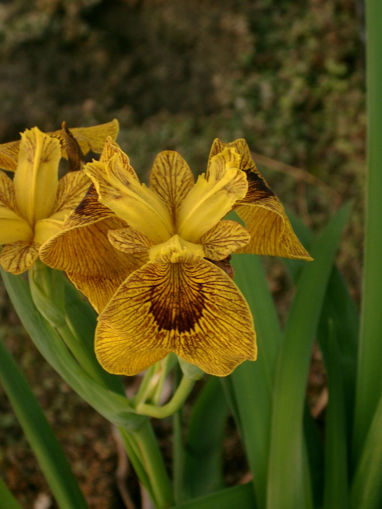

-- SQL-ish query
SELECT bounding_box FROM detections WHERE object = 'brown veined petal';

[51,171,90,217]
[85,147,173,243]
[201,220,250,260]
[95,256,257,377]
[108,226,153,254]
[149,151,194,225]
[0,140,19,171]
[0,119,119,172]
[40,213,145,313]
[14,128,61,225]
[177,148,248,242]
[61,119,119,157]
[0,241,39,274]
[235,201,312,259]
[209,138,311,260]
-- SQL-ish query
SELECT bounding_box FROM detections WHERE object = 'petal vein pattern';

[95,257,256,376]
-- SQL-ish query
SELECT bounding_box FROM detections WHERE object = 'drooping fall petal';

[14,128,61,225]
[0,119,119,172]
[0,241,39,274]
[85,144,173,243]
[209,138,311,260]
[95,256,257,377]
[40,189,145,312]
[149,150,194,226]
[201,220,250,260]
[177,148,248,242]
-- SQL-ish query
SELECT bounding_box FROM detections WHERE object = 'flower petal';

[59,119,119,157]
[209,139,312,260]
[95,257,257,376]
[177,148,248,242]
[201,220,250,260]
[40,192,145,313]
[0,241,39,274]
[149,150,194,224]
[85,141,173,243]
[235,202,312,259]
[0,171,33,243]
[0,119,119,172]
[52,171,90,217]
[14,128,61,224]
[108,226,153,254]
[0,140,19,171]
[208,138,275,203]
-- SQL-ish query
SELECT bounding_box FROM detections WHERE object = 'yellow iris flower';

[0,120,118,274]
[40,137,311,377]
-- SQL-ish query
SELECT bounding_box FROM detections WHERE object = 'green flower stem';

[130,420,174,508]
[153,355,176,405]
[135,376,195,419]
[118,427,155,501]
[133,365,158,406]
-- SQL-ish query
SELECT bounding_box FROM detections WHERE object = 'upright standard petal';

[33,171,89,245]
[209,138,312,260]
[85,145,173,243]
[149,151,194,226]
[40,189,145,312]
[0,172,33,243]
[95,255,257,377]
[177,148,248,242]
[14,128,61,225]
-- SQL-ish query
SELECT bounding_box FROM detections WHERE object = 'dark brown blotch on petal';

[149,262,205,334]
[239,167,274,204]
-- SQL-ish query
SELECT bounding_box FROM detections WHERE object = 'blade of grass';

[351,390,382,509]
[222,253,282,508]
[172,482,256,509]
[0,338,88,509]
[287,211,359,426]
[0,478,22,509]
[354,0,382,461]
[182,377,228,500]
[267,203,350,509]
[320,321,349,509]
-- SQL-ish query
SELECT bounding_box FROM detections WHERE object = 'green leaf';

[0,478,22,509]
[0,339,88,509]
[321,322,349,509]
[287,210,359,430]
[182,377,228,500]
[267,203,350,509]
[222,253,282,508]
[354,0,382,462]
[351,390,382,509]
[172,482,256,509]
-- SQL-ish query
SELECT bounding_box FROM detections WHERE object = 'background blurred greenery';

[0,0,365,507]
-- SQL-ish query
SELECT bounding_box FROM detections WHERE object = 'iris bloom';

[0,120,118,274]
[41,137,311,376]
